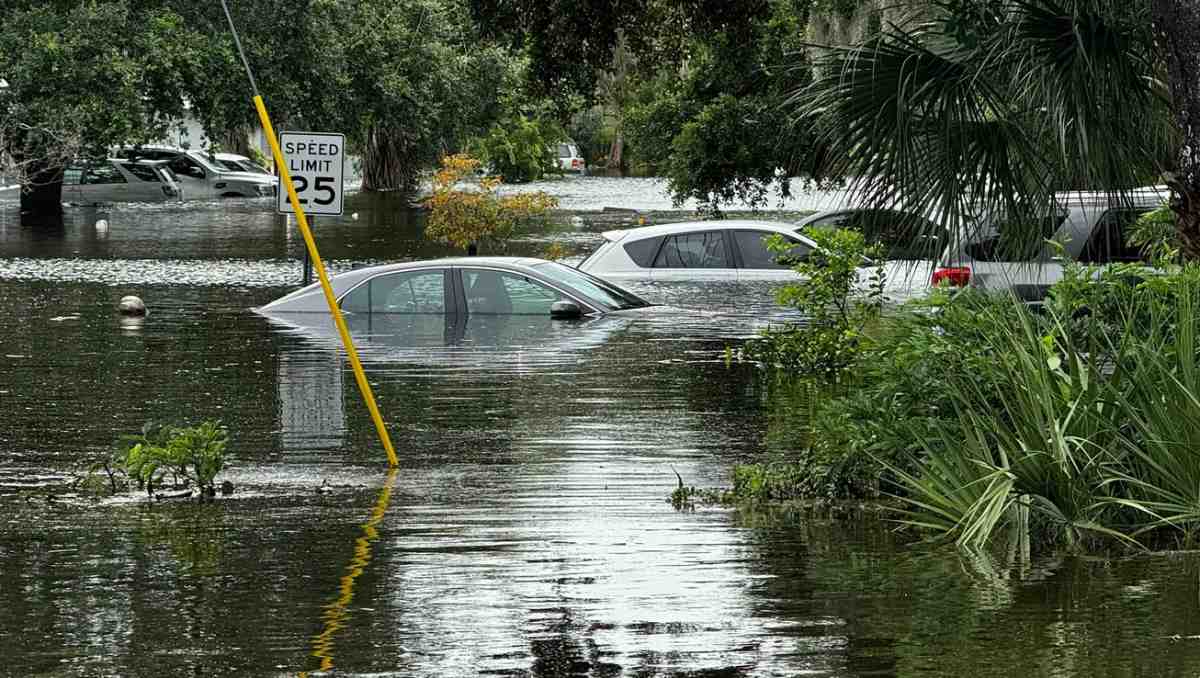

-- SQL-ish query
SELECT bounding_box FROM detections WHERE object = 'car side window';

[623,236,664,268]
[121,164,161,182]
[169,156,205,179]
[653,232,729,268]
[733,230,809,269]
[1077,209,1152,264]
[341,270,446,314]
[83,164,127,184]
[463,269,564,315]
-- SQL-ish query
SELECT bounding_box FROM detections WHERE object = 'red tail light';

[572,159,583,170]
[932,266,971,287]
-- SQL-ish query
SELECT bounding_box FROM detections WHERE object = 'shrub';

[423,153,557,254]
[471,116,561,183]
[744,227,885,378]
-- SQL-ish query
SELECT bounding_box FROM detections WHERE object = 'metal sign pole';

[303,216,313,286]
[221,0,397,467]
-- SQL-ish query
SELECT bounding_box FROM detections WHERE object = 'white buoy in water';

[95,219,108,231]
[351,212,359,221]
[118,295,146,316]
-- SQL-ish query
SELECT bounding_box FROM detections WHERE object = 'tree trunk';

[220,124,254,157]
[607,134,624,174]
[1153,0,1200,259]
[19,160,64,217]
[360,127,419,195]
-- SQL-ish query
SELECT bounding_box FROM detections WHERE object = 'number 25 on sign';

[276,131,345,216]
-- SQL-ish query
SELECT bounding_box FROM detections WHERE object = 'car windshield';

[236,160,270,174]
[532,262,651,310]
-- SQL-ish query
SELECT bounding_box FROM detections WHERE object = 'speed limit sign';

[277,131,345,216]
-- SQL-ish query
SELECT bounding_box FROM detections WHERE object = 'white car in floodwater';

[119,146,277,200]
[0,158,183,205]
[577,220,819,282]
[258,257,660,319]
[577,216,946,304]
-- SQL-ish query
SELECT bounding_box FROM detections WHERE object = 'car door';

[119,162,167,201]
[77,161,131,204]
[649,230,735,281]
[458,267,582,315]
[730,229,809,281]
[60,166,85,204]
[166,154,212,199]
[340,268,452,315]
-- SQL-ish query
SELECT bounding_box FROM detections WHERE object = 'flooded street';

[3,177,1200,676]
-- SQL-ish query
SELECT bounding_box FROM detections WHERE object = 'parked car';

[555,141,585,173]
[797,208,949,300]
[58,158,182,205]
[212,152,271,175]
[577,220,818,282]
[119,145,276,199]
[931,187,1166,301]
[257,257,656,319]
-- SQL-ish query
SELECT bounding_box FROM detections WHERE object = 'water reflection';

[4,189,1200,676]
[305,468,397,675]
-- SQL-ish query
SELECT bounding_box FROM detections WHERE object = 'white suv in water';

[120,146,277,200]
[931,187,1166,301]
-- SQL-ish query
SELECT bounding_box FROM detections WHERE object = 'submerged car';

[555,141,585,173]
[213,152,271,175]
[931,187,1166,301]
[577,220,817,282]
[0,158,182,204]
[61,158,182,204]
[257,257,655,319]
[120,145,277,199]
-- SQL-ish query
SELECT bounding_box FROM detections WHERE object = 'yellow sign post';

[221,0,397,467]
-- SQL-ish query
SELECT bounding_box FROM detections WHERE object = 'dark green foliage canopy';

[1,0,516,194]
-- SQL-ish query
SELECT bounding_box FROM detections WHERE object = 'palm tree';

[796,0,1200,259]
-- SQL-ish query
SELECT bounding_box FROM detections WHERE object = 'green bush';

[471,115,561,183]
[745,227,885,378]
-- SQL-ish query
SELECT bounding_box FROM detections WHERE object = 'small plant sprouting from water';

[118,420,229,500]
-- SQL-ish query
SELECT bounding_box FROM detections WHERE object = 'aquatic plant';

[120,420,228,499]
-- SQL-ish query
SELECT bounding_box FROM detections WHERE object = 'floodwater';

[2,178,1200,677]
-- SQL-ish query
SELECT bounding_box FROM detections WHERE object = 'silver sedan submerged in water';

[256,257,657,319]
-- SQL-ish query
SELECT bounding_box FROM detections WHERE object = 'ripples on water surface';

[3,180,1200,677]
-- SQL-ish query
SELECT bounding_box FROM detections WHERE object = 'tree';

[620,0,820,212]
[0,1,202,212]
[1,0,519,211]
[1152,0,1200,258]
[799,0,1200,259]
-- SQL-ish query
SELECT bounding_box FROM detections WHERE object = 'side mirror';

[550,300,583,319]
[187,167,205,179]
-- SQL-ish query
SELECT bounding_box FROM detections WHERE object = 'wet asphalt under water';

[3,177,1200,677]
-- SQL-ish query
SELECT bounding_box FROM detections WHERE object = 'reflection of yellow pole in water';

[219,0,398,467]
[301,468,397,675]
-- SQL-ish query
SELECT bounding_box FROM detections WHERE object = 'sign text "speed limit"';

[277,131,345,216]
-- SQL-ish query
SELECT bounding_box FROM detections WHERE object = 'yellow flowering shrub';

[424,154,558,252]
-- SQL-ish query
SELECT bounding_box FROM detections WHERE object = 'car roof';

[601,220,803,243]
